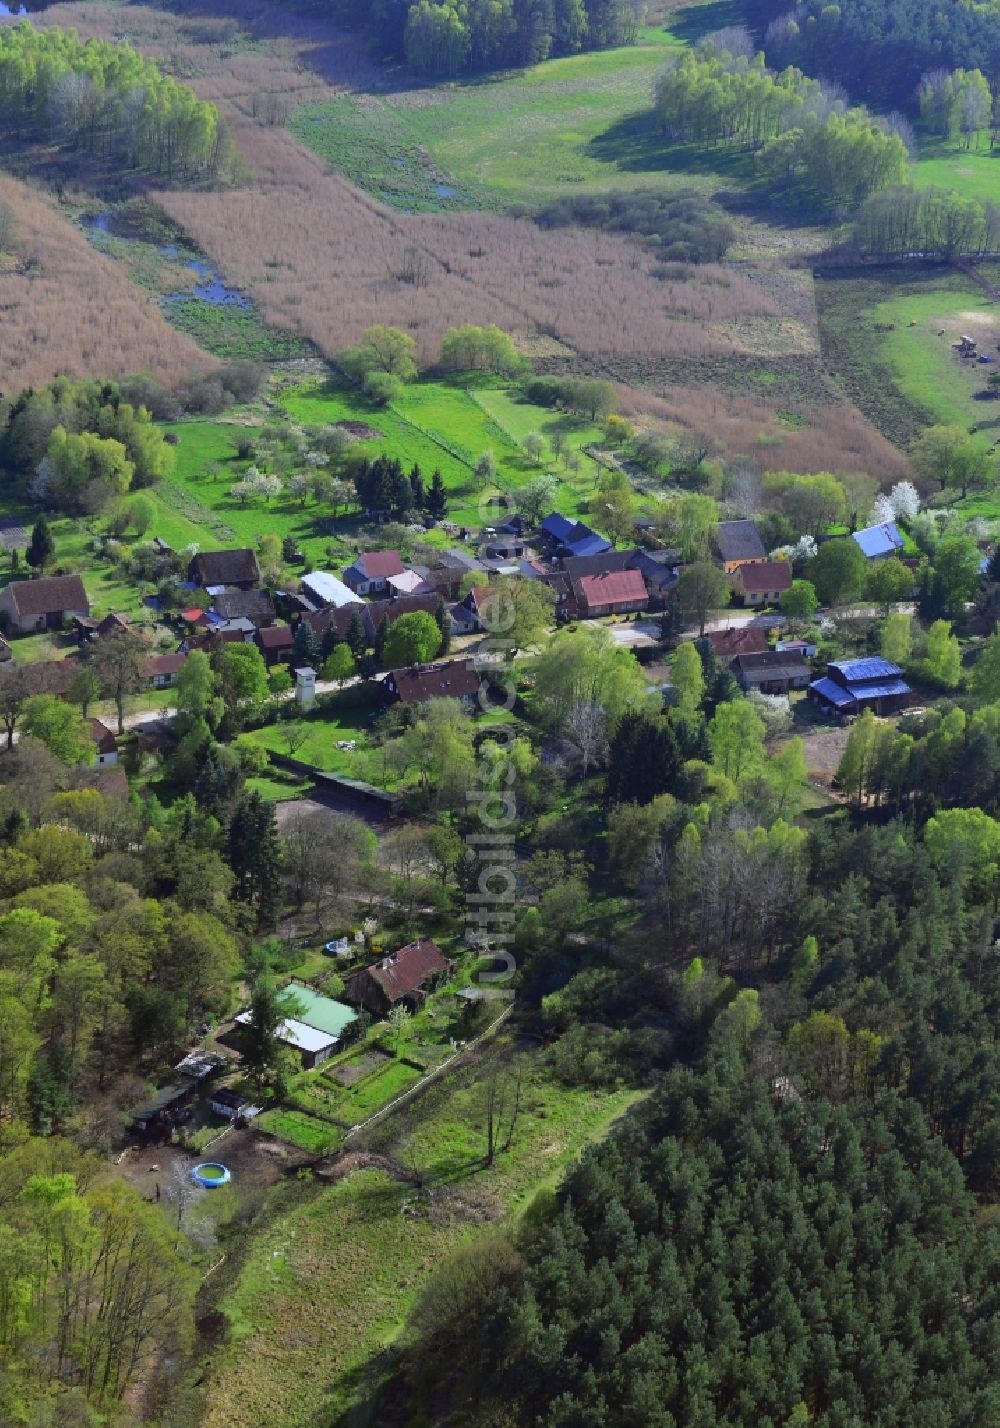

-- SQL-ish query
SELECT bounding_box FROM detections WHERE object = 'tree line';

[653,44,908,210]
[744,0,1000,110]
[0,23,228,179]
[855,184,1000,259]
[0,376,176,517]
[361,0,643,78]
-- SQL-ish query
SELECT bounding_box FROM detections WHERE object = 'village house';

[715,520,767,573]
[386,569,435,598]
[0,573,89,635]
[732,559,793,606]
[706,627,769,665]
[211,589,276,625]
[187,548,260,590]
[88,718,119,766]
[384,659,480,706]
[142,652,187,689]
[731,650,810,695]
[342,550,404,595]
[574,569,649,618]
[344,938,453,1016]
[809,657,912,716]
[450,585,493,634]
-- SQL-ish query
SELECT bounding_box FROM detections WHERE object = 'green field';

[289,7,742,208]
[204,1037,643,1427]
[866,285,1000,451]
[911,133,1000,205]
[815,265,1000,454]
[278,374,604,529]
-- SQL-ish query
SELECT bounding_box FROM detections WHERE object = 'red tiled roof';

[388,659,479,703]
[88,718,118,755]
[576,569,648,606]
[256,624,295,650]
[357,550,404,579]
[5,573,89,617]
[736,560,792,593]
[707,627,768,660]
[142,653,187,677]
[181,608,205,622]
[367,939,450,1002]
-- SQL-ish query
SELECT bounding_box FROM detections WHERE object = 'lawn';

[204,1035,644,1427]
[241,688,387,782]
[288,7,743,209]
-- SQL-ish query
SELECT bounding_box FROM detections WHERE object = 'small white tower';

[294,666,316,710]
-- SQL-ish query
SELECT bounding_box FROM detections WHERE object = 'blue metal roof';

[810,677,854,708]
[854,678,912,700]
[540,512,574,540]
[566,534,611,558]
[852,522,904,558]
[828,657,903,682]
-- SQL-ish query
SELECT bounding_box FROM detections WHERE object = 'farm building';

[573,569,649,618]
[731,651,810,695]
[236,984,357,1069]
[809,657,912,716]
[715,520,767,572]
[129,1082,197,1137]
[0,573,90,634]
[386,570,435,598]
[342,550,404,595]
[188,549,260,589]
[852,522,904,560]
[255,623,295,666]
[300,571,358,609]
[212,589,276,625]
[732,560,793,606]
[345,938,452,1015]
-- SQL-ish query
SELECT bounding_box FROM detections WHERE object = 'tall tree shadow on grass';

[585,109,756,193]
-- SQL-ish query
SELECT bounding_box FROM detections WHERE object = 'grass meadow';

[203,1034,643,1428]
[290,28,697,209]
[816,265,1000,456]
[911,133,1000,206]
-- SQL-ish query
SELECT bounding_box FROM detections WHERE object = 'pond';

[82,210,251,308]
